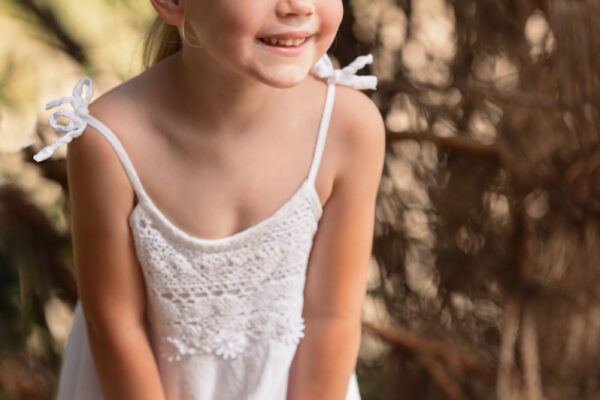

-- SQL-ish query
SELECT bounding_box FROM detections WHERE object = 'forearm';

[86,321,166,400]
[286,316,361,400]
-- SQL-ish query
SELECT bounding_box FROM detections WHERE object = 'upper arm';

[67,98,146,335]
[303,88,386,321]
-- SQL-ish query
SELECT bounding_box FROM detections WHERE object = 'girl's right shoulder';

[67,79,149,214]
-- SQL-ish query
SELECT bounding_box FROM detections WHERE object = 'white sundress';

[34,53,377,400]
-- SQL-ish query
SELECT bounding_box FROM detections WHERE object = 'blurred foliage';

[0,0,153,398]
[1,0,600,399]
[356,1,600,399]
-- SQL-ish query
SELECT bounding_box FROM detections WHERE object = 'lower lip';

[257,36,312,56]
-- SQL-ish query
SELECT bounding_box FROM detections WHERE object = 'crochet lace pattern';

[130,182,321,361]
[34,53,377,362]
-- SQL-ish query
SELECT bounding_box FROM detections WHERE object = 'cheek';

[210,1,266,37]
[187,2,260,46]
[318,1,343,47]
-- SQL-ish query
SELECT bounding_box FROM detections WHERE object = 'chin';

[262,77,306,89]
[252,65,312,89]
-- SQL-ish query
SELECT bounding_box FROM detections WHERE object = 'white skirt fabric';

[56,302,362,400]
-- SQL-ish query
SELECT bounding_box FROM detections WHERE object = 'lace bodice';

[131,180,320,361]
[34,54,377,365]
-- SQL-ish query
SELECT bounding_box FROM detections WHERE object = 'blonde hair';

[142,16,182,70]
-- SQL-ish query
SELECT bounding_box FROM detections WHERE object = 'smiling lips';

[258,32,313,47]
[260,37,309,46]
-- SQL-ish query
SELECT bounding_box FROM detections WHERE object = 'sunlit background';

[2,0,600,399]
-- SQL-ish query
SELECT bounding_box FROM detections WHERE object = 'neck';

[165,47,286,136]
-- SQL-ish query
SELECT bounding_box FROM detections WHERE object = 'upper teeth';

[264,37,307,46]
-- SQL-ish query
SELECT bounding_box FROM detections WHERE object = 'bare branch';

[497,298,522,400]
[363,321,496,384]
[521,305,544,400]
[16,0,89,66]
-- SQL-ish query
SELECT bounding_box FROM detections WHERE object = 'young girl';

[34,0,385,398]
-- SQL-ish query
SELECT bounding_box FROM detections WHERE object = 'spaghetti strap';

[307,53,377,186]
[307,83,336,186]
[34,54,377,202]
[80,114,151,204]
[33,77,151,206]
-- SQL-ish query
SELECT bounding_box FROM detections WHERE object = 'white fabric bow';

[34,55,377,162]
[310,53,377,90]
[33,77,93,162]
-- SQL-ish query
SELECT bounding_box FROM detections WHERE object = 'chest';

[128,177,323,361]
[126,119,335,241]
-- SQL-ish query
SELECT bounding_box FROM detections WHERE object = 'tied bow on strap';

[310,54,377,90]
[33,77,93,162]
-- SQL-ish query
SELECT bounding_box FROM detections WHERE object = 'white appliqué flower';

[277,315,306,345]
[215,334,248,360]
[163,336,187,362]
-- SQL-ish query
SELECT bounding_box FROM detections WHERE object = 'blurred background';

[1,0,600,399]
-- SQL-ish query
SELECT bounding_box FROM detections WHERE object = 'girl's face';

[183,0,343,87]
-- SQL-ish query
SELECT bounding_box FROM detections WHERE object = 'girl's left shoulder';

[328,84,386,183]
[332,84,385,140]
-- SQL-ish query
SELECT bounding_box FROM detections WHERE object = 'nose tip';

[276,0,315,17]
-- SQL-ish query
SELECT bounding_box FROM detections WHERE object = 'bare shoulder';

[65,79,153,330]
[87,76,153,143]
[67,78,149,215]
[328,85,386,190]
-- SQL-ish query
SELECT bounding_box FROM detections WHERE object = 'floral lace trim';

[154,314,306,362]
